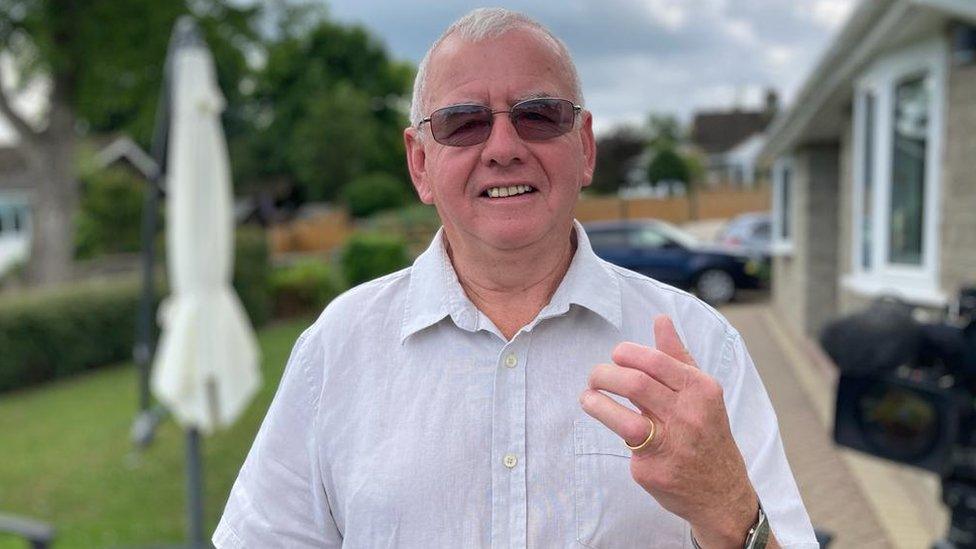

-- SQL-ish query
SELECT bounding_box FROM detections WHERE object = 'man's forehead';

[424,27,573,107]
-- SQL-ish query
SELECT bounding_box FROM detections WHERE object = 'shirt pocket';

[573,418,690,549]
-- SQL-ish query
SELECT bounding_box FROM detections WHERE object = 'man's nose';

[480,113,527,167]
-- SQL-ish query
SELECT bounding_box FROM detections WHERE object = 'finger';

[588,363,675,417]
[579,388,661,451]
[612,342,694,391]
[653,314,697,367]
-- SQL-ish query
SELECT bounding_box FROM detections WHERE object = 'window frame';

[844,37,947,306]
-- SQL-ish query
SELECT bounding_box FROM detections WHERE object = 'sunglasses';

[418,97,582,147]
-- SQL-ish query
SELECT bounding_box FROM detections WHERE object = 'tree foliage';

[236,17,414,199]
[341,172,410,219]
[647,148,691,185]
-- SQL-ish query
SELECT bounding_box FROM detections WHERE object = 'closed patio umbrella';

[150,16,260,546]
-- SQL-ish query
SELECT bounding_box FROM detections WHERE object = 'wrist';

[690,493,759,548]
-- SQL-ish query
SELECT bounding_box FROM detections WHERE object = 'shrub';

[233,227,272,327]
[75,167,145,259]
[340,232,410,287]
[341,172,410,218]
[270,258,343,318]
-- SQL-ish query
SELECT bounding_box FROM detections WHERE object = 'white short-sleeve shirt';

[214,221,818,548]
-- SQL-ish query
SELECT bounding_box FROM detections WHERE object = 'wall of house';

[772,144,842,337]
[772,155,806,334]
[836,117,873,315]
[939,54,976,303]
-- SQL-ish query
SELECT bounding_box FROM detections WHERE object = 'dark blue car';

[584,219,765,305]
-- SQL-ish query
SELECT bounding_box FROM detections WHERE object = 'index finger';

[611,342,696,391]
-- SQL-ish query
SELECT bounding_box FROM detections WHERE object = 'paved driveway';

[719,298,948,549]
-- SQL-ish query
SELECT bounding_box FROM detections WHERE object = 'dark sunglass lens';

[430,105,492,146]
[512,99,575,141]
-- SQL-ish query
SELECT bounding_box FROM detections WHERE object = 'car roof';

[583,219,664,231]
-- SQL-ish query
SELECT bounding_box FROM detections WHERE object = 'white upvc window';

[771,156,794,255]
[844,37,947,306]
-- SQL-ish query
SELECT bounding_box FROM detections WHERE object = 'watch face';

[751,523,770,549]
[746,508,770,549]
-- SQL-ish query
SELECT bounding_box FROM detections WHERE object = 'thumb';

[653,314,696,366]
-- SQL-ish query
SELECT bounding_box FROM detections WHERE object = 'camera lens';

[857,383,940,460]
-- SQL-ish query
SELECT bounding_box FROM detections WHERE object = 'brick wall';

[939,56,976,300]
[772,144,842,337]
[773,153,809,335]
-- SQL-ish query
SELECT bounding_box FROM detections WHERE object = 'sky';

[0,0,859,144]
[324,0,859,135]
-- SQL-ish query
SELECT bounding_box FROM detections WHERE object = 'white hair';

[409,7,584,128]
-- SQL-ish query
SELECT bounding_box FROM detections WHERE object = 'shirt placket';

[490,336,528,549]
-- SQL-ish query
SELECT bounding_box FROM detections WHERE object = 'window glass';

[629,226,669,248]
[752,221,771,240]
[12,206,23,232]
[861,92,875,269]
[889,75,928,266]
[779,166,792,240]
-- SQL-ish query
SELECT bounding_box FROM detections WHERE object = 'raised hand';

[580,314,762,548]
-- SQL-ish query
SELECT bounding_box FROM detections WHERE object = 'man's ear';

[404,127,435,204]
[579,111,596,189]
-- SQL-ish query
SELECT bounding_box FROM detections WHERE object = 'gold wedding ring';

[625,416,657,451]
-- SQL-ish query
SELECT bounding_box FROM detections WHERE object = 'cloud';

[324,0,845,131]
[803,0,857,30]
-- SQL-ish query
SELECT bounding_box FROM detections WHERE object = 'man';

[214,8,817,548]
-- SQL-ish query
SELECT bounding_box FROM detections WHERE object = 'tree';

[0,0,258,284]
[646,148,691,186]
[590,125,647,195]
[646,114,683,151]
[237,17,414,200]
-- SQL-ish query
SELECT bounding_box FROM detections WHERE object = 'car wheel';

[695,269,736,305]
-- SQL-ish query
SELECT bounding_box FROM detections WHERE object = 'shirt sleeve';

[213,329,342,548]
[720,329,819,549]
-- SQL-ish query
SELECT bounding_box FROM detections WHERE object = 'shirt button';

[504,354,518,368]
[503,453,518,469]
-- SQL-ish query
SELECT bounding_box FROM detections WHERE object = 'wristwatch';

[744,502,769,549]
[690,501,769,549]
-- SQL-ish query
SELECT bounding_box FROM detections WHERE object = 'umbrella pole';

[186,427,205,547]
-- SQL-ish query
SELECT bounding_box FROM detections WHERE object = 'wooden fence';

[574,186,770,224]
[268,186,770,256]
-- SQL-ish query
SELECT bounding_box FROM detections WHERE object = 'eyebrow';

[441,91,561,110]
[514,91,559,102]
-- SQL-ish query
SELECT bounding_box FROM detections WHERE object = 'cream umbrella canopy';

[150,18,260,436]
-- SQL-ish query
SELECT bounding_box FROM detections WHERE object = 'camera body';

[820,288,976,548]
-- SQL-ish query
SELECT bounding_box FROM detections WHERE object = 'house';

[691,90,778,187]
[0,147,32,275]
[759,0,976,337]
[0,135,157,277]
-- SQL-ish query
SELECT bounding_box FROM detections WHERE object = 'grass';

[0,316,313,548]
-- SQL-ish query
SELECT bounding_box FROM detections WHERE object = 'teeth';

[486,185,533,198]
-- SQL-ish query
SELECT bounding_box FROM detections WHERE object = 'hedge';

[0,229,272,393]
[270,258,343,318]
[340,232,410,287]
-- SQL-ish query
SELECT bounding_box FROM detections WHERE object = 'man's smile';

[482,184,537,198]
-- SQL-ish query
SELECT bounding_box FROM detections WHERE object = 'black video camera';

[820,287,976,548]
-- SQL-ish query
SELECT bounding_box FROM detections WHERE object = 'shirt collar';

[400,220,622,342]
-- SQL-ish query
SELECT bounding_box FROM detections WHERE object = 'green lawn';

[0,316,312,548]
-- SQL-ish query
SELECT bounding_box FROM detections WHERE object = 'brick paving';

[721,300,895,548]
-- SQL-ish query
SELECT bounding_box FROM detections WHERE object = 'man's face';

[404,28,596,253]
